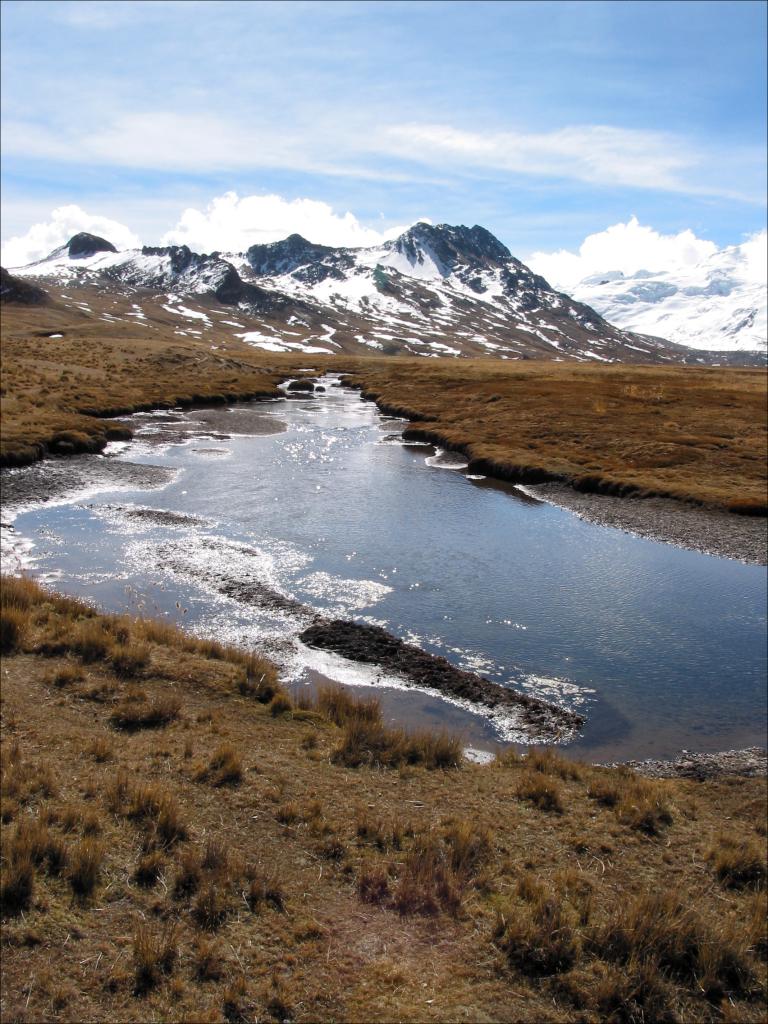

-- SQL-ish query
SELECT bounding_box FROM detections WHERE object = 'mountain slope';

[569,237,766,354]
[8,223,753,364]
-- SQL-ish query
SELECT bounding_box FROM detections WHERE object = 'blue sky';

[1,0,766,265]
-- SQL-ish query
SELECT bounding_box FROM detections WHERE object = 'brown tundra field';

[1,298,766,1022]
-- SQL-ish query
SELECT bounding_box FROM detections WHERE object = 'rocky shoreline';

[349,385,767,567]
[527,482,768,566]
[602,746,767,780]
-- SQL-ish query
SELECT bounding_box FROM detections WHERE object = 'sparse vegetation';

[195,744,243,787]
[341,358,768,513]
[708,835,767,889]
[109,693,181,730]
[0,575,765,1022]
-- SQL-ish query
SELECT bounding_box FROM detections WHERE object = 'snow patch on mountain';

[570,240,766,352]
[529,220,766,353]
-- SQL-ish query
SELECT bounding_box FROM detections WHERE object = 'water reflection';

[4,377,766,762]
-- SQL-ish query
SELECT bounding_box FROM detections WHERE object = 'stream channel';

[2,375,766,762]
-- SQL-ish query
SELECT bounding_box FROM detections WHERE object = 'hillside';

[1,576,765,1023]
[9,225,748,365]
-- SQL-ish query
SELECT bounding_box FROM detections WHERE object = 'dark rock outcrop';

[66,232,118,259]
[299,618,583,740]
[0,267,49,305]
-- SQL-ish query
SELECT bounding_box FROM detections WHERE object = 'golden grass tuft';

[193,883,229,931]
[192,937,225,982]
[196,743,243,787]
[516,771,564,813]
[245,866,285,912]
[0,605,30,654]
[132,922,178,994]
[134,850,165,887]
[67,837,104,898]
[109,693,181,731]
[110,641,150,678]
[593,891,756,997]
[357,861,391,905]
[588,769,674,835]
[495,885,581,976]
[708,835,767,890]
[524,747,582,780]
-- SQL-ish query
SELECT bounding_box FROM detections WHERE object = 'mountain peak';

[245,234,335,276]
[389,222,511,274]
[66,232,118,259]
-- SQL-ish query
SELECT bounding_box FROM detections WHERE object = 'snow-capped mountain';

[7,225,757,364]
[569,237,766,353]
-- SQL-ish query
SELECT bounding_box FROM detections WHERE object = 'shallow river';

[3,377,766,761]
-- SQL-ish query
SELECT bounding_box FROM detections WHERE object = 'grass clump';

[110,776,187,849]
[192,937,224,982]
[269,693,294,716]
[70,618,113,663]
[245,866,285,912]
[392,835,462,916]
[708,835,767,890]
[0,605,30,655]
[0,826,36,915]
[516,771,564,813]
[172,848,203,899]
[593,891,756,998]
[110,641,150,678]
[133,922,178,994]
[47,664,85,689]
[356,809,407,852]
[588,769,673,835]
[193,883,229,931]
[494,884,581,976]
[85,736,113,762]
[134,850,165,887]
[195,744,243,787]
[109,693,181,731]
[358,861,391,905]
[327,689,462,770]
[67,837,104,898]
[524,747,582,780]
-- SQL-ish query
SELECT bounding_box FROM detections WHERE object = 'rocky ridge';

[8,223,761,364]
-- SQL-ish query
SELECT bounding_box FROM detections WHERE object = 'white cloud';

[0,205,141,267]
[736,229,768,285]
[5,107,762,203]
[160,192,415,251]
[381,123,701,194]
[0,193,421,266]
[526,216,722,290]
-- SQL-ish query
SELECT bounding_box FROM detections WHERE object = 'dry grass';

[708,835,767,889]
[133,922,178,994]
[0,575,765,1023]
[109,693,181,731]
[67,837,104,898]
[340,358,768,512]
[517,770,564,812]
[0,297,294,466]
[195,744,244,787]
[322,686,462,769]
[588,768,674,835]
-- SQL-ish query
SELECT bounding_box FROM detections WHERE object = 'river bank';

[524,482,768,565]
[1,575,765,1024]
[2,378,766,763]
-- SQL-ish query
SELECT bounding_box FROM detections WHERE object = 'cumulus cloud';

[526,216,724,290]
[0,193,422,266]
[160,191,415,251]
[1,204,141,267]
